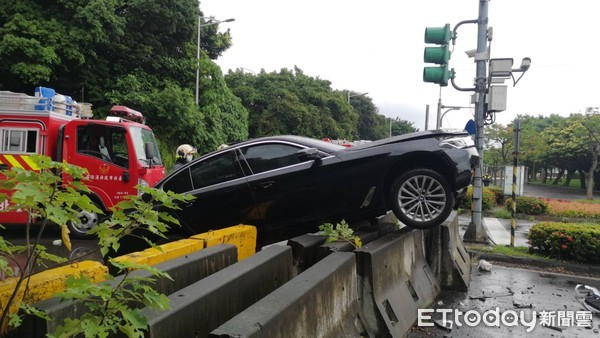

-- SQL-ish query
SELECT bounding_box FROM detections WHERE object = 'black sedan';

[155,130,478,245]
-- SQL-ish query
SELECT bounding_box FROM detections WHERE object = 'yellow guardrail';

[0,261,107,319]
[0,225,257,324]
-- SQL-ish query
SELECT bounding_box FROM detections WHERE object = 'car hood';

[346,129,469,151]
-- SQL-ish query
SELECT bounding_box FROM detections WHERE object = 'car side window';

[190,150,241,190]
[162,168,192,193]
[241,143,302,174]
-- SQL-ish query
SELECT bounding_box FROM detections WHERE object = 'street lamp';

[196,16,235,105]
[347,91,368,103]
[439,105,472,127]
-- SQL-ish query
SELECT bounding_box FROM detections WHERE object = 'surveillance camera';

[520,57,531,71]
[464,49,477,58]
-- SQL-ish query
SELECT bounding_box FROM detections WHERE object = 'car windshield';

[129,126,163,166]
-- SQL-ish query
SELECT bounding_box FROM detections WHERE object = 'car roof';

[221,135,346,153]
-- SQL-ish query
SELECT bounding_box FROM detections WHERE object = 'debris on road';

[478,259,492,272]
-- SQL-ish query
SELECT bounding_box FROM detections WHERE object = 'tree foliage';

[0,1,246,159]
[0,156,192,336]
[225,68,397,140]
[486,112,600,198]
[225,67,360,139]
[390,117,418,137]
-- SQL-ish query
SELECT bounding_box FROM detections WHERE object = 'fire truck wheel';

[67,208,100,239]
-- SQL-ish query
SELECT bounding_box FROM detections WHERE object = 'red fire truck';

[0,87,166,238]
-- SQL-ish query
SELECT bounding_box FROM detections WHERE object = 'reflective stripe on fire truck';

[3,155,23,169]
[20,155,40,171]
[0,155,40,171]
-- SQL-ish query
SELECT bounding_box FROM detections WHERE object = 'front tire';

[67,207,101,239]
[390,168,454,229]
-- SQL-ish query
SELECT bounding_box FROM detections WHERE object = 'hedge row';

[528,222,600,263]
[504,196,548,215]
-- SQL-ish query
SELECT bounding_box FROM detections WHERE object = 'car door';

[239,142,344,241]
[160,149,258,235]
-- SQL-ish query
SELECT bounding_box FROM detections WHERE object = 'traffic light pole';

[463,0,489,242]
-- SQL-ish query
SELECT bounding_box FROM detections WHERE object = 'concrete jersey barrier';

[142,245,294,338]
[210,251,371,338]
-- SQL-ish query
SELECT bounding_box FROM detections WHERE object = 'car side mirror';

[297,148,321,164]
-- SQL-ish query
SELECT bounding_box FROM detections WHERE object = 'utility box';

[503,165,526,196]
[487,86,507,112]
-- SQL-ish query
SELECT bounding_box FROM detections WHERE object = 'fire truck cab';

[0,87,166,238]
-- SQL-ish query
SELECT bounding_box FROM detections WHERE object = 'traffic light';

[423,24,455,86]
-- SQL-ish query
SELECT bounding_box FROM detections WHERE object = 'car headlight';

[439,136,475,149]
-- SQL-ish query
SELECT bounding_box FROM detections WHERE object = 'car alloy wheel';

[390,168,454,229]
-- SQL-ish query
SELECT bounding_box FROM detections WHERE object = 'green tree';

[390,117,418,136]
[484,123,512,165]
[569,109,600,199]
[0,1,245,160]
[349,94,388,140]
[225,67,358,139]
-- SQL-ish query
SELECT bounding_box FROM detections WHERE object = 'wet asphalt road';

[408,265,600,338]
[522,182,593,201]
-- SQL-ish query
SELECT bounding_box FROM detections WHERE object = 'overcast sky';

[200,0,599,131]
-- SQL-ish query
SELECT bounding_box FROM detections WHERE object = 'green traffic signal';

[424,46,450,64]
[424,24,452,44]
[423,66,455,87]
[423,23,453,86]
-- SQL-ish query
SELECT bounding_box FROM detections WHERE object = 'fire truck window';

[76,126,128,168]
[26,131,36,152]
[111,130,129,168]
[1,129,38,153]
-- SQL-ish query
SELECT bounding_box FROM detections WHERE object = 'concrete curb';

[467,249,600,277]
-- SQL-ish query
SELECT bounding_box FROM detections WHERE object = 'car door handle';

[255,181,274,190]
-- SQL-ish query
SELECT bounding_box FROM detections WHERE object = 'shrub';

[544,198,600,219]
[493,209,512,219]
[528,222,600,263]
[505,196,548,215]
[457,186,496,211]
[488,186,506,205]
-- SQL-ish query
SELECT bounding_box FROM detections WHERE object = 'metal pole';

[425,104,430,131]
[195,15,201,105]
[436,94,442,129]
[389,118,392,137]
[464,0,489,243]
[511,118,521,247]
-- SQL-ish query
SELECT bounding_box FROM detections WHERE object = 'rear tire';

[390,168,454,229]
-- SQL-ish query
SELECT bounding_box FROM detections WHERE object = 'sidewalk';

[458,214,536,247]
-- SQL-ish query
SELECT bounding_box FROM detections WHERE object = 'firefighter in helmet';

[172,144,197,172]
